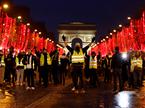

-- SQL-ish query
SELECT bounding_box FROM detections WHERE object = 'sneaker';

[31,87,35,90]
[71,87,76,91]
[20,83,23,86]
[80,89,86,94]
[26,87,31,90]
[16,82,19,86]
[74,90,79,94]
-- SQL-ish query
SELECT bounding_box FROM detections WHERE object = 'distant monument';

[58,22,97,49]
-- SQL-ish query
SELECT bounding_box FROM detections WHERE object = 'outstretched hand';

[62,35,66,41]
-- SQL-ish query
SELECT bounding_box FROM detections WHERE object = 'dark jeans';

[40,66,48,87]
[52,65,59,84]
[113,68,123,90]
[60,66,67,85]
[71,66,84,89]
[128,72,134,88]
[133,69,142,87]
[104,68,110,83]
[90,69,98,87]
[4,66,16,84]
[26,69,34,87]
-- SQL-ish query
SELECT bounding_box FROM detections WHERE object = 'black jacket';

[22,54,36,69]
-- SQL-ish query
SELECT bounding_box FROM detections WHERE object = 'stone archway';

[72,38,82,49]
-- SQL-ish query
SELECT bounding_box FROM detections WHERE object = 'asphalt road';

[0,80,145,108]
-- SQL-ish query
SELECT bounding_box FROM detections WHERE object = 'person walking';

[132,51,143,88]
[4,46,16,87]
[16,52,24,86]
[111,47,123,92]
[39,48,52,87]
[51,50,59,85]
[59,53,69,85]
[89,51,98,87]
[23,49,36,90]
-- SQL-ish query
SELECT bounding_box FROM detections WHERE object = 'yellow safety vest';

[131,56,142,72]
[72,49,84,64]
[15,57,24,67]
[1,56,5,66]
[40,53,52,66]
[135,56,142,69]
[89,56,97,69]
[130,57,135,72]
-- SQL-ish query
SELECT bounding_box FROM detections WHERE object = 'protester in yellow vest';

[15,53,24,86]
[89,51,99,87]
[62,35,95,93]
[132,51,143,88]
[39,48,52,87]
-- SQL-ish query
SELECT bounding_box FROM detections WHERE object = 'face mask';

[75,46,80,52]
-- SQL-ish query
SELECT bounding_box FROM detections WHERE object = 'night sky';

[13,0,145,39]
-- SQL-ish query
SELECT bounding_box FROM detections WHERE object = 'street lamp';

[119,24,122,28]
[110,32,113,35]
[127,17,131,20]
[3,3,9,10]
[113,29,117,33]
[26,23,30,26]
[39,32,42,35]
[17,16,22,20]
[34,29,37,32]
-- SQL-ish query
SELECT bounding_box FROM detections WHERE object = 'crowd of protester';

[0,44,144,94]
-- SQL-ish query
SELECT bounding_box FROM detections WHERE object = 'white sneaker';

[26,87,30,90]
[16,82,19,86]
[71,87,76,91]
[20,83,23,86]
[80,89,86,94]
[31,87,35,90]
[74,90,79,94]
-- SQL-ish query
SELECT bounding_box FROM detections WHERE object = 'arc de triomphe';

[58,22,97,53]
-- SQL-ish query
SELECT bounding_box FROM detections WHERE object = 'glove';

[91,37,96,43]
[62,35,66,41]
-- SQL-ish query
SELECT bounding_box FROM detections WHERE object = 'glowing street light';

[113,29,117,33]
[27,23,30,26]
[110,33,113,35]
[119,24,122,28]
[106,36,109,39]
[3,3,9,10]
[34,29,37,32]
[47,38,49,41]
[127,17,131,20]
[39,32,42,35]
[17,16,22,20]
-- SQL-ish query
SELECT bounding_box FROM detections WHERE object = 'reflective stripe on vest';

[1,56,5,66]
[40,53,52,66]
[72,50,84,64]
[16,57,24,67]
[89,56,97,69]
[26,56,34,69]
[135,56,142,69]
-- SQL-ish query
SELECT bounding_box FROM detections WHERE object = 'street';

[0,79,145,108]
